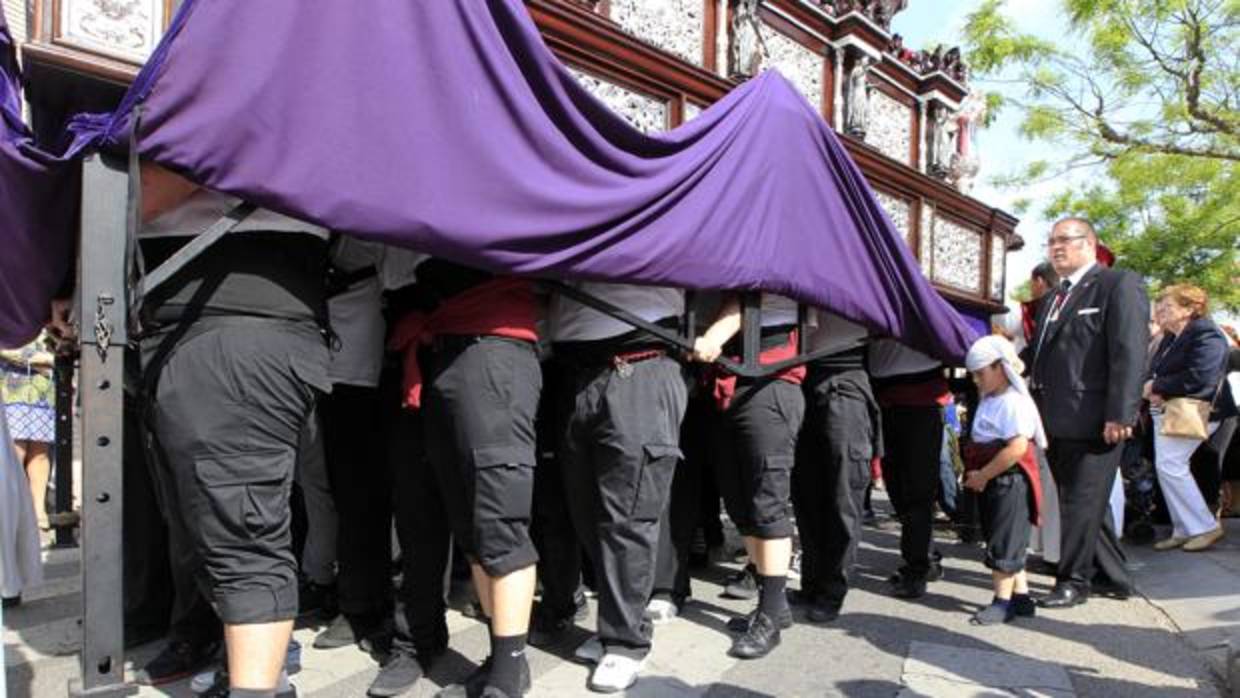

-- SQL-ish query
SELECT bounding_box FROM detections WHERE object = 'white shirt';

[142,189,329,239]
[550,283,684,342]
[867,339,940,378]
[971,387,1041,445]
[806,310,868,355]
[1065,261,1097,290]
[326,238,386,387]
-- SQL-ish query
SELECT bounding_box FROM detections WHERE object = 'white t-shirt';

[142,189,329,239]
[971,387,1041,445]
[550,283,684,342]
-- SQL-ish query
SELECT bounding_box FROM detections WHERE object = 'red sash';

[961,440,1043,525]
[709,330,805,411]
[387,277,538,409]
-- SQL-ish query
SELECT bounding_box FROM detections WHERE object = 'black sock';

[488,633,528,696]
[757,574,788,617]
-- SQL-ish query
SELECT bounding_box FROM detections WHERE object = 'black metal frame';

[70,155,135,698]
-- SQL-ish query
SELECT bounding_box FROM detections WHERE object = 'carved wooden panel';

[761,25,823,108]
[867,87,913,165]
[567,65,670,133]
[989,232,1006,301]
[609,0,704,66]
[932,214,983,293]
[54,0,167,64]
[873,188,913,248]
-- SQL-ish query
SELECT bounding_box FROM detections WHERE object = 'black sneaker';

[298,579,338,619]
[728,611,782,659]
[528,609,575,648]
[368,650,425,697]
[806,598,842,624]
[1012,595,1037,618]
[435,656,531,698]
[314,613,383,650]
[196,668,297,698]
[726,607,792,633]
[971,600,1015,625]
[722,564,759,600]
[133,639,220,686]
[889,574,927,599]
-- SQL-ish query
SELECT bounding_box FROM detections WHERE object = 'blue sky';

[892,1,1077,300]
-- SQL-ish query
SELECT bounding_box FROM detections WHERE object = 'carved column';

[917,99,927,173]
[832,45,844,131]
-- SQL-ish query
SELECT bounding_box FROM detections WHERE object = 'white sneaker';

[573,635,604,664]
[643,598,679,624]
[588,653,645,693]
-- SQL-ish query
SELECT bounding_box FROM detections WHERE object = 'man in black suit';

[1029,217,1149,608]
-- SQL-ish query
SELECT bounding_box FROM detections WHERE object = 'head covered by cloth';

[966,334,1048,449]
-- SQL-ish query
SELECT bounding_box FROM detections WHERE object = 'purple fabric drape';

[0,0,980,360]
[0,15,77,347]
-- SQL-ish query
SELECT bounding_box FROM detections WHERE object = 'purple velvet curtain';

[0,0,980,360]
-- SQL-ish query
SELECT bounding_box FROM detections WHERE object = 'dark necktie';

[1033,278,1073,374]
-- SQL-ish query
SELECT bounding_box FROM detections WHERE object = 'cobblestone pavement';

[3,500,1225,697]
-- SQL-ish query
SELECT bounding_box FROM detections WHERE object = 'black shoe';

[726,606,793,633]
[1038,585,1087,609]
[971,601,1015,626]
[368,650,425,697]
[314,613,382,650]
[198,669,296,698]
[2,595,20,609]
[723,563,759,600]
[133,639,220,686]
[807,599,842,624]
[528,609,575,648]
[435,656,531,698]
[888,574,927,599]
[1012,595,1037,618]
[728,611,782,659]
[298,578,338,618]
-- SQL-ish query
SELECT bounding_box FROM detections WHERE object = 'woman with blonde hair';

[1144,284,1236,551]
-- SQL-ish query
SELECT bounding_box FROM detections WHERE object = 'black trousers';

[390,407,452,658]
[1191,417,1238,514]
[559,356,687,658]
[531,359,583,620]
[1047,437,1131,591]
[793,368,875,603]
[880,405,943,579]
[653,393,715,603]
[323,384,393,620]
[123,389,174,640]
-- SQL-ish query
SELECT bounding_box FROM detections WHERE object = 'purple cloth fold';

[0,0,979,360]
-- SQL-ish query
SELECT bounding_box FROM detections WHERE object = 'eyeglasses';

[1047,235,1087,247]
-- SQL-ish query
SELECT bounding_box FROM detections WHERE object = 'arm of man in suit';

[1103,271,1150,443]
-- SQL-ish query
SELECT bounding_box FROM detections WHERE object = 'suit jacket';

[1148,316,1236,421]
[1029,265,1149,441]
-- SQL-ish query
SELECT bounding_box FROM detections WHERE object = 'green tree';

[963,0,1240,311]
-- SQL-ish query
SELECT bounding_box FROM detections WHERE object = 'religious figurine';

[949,89,988,193]
[927,103,957,178]
[730,0,768,79]
[844,54,874,138]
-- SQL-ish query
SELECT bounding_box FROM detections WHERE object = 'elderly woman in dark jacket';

[1144,284,1235,552]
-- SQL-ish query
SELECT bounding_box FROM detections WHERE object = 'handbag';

[1159,397,1211,440]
